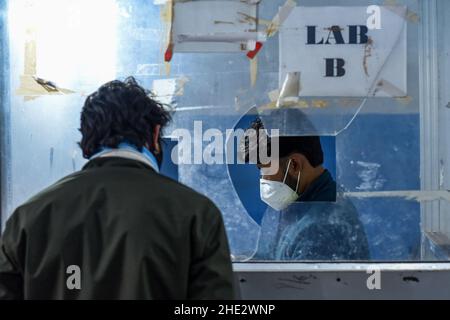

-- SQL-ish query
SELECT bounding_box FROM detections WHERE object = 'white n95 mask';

[260,159,301,211]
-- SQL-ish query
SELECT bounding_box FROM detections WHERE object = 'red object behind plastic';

[247,42,263,59]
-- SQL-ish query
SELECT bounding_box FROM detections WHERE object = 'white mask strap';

[282,159,292,184]
[295,171,301,193]
[283,159,301,193]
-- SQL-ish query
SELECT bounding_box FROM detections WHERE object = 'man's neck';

[301,166,325,194]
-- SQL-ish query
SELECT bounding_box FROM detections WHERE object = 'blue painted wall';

[337,113,421,260]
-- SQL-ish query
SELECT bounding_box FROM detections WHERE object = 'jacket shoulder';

[17,168,220,221]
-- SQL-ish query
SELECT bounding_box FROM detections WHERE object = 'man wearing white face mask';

[259,155,330,211]
[243,115,369,261]
[259,158,301,211]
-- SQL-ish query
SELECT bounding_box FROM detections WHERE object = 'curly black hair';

[79,77,172,159]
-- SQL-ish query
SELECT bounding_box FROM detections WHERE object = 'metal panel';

[235,263,450,299]
[437,0,450,238]
[419,0,440,239]
[420,0,450,258]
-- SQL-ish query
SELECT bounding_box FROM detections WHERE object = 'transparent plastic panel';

[1,0,449,262]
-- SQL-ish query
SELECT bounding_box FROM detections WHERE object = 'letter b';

[325,58,346,77]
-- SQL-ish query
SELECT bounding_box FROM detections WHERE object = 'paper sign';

[279,6,407,97]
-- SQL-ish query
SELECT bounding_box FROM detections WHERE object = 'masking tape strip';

[174,76,189,96]
[383,0,420,23]
[258,100,311,111]
[154,0,168,5]
[265,85,313,110]
[375,79,412,104]
[151,77,190,106]
[155,0,261,6]
[154,0,190,6]
[276,72,300,108]
[24,28,37,76]
[268,89,280,102]
[250,56,258,87]
[18,27,75,99]
[373,78,411,104]
[266,0,296,38]
[257,19,272,27]
[162,0,175,65]
[16,75,76,97]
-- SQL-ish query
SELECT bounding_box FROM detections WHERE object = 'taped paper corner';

[16,75,76,99]
[151,76,190,107]
[384,0,420,23]
[266,0,297,38]
[16,27,76,101]
[276,72,300,108]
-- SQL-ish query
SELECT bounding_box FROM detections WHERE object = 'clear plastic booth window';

[1,0,449,264]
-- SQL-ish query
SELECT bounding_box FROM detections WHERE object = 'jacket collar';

[88,142,160,173]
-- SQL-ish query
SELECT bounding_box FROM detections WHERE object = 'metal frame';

[419,0,442,258]
[234,262,450,273]
[0,0,11,232]
[436,0,450,238]
[234,262,450,299]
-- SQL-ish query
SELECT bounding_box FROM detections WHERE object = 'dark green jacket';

[0,157,234,300]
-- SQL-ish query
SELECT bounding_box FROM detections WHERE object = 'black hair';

[79,77,172,159]
[243,115,324,168]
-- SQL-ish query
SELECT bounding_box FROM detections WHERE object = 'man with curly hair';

[0,77,234,300]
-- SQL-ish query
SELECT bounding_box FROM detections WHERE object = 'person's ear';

[289,154,303,174]
[152,125,162,154]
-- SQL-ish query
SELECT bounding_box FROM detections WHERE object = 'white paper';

[279,6,407,97]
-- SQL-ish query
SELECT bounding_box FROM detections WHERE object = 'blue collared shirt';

[90,142,160,173]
